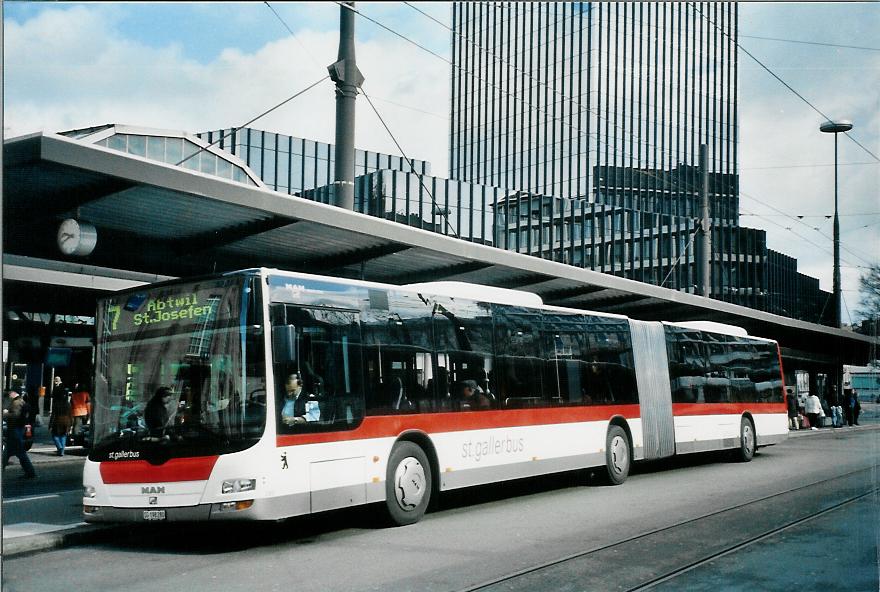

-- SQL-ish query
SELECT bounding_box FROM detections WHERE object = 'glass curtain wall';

[450,2,738,221]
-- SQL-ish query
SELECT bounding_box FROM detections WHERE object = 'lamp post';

[819,119,852,328]
[819,119,852,410]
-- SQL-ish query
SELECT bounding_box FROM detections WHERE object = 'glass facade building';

[198,128,430,196]
[443,1,833,323]
[450,2,737,210]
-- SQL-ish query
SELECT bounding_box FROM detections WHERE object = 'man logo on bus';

[141,486,165,494]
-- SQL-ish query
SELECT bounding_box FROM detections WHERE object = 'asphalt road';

[4,429,878,592]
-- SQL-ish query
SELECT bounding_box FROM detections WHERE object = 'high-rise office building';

[450,2,738,219]
[446,2,832,323]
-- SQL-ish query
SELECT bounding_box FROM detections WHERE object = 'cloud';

[738,3,880,319]
[4,4,450,172]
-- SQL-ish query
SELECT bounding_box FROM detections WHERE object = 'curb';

[3,523,126,558]
[787,423,880,439]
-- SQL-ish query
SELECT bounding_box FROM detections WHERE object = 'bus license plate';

[143,510,166,521]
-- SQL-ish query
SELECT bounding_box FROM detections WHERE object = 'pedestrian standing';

[786,388,798,430]
[2,390,36,478]
[51,375,69,413]
[70,383,91,434]
[853,390,862,425]
[49,395,73,456]
[843,388,855,426]
[804,392,823,431]
[846,389,862,426]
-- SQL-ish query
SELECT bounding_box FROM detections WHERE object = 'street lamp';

[819,119,852,329]
[819,118,852,411]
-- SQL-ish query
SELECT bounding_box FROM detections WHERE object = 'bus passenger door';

[629,320,675,460]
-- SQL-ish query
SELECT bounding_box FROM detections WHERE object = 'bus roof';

[263,268,630,319]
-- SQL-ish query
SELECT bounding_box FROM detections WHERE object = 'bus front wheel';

[735,417,756,462]
[604,425,631,485]
[384,441,432,526]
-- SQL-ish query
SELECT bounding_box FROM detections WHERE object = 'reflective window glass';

[146,137,165,161]
[433,298,495,411]
[361,291,433,415]
[199,153,217,175]
[493,306,543,407]
[263,149,276,186]
[217,157,233,179]
[271,304,364,434]
[180,141,200,170]
[127,135,146,157]
[165,138,183,165]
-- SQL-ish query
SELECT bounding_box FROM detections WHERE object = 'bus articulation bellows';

[83,269,788,524]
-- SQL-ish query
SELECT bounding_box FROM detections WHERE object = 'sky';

[4,2,879,321]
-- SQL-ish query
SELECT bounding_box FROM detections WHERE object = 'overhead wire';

[742,162,879,171]
[267,3,875,287]
[738,190,877,266]
[176,75,330,168]
[264,1,324,71]
[691,3,880,163]
[266,2,458,237]
[739,34,880,53]
[403,2,880,280]
[360,87,461,238]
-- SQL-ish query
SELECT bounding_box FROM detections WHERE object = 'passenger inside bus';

[457,380,492,411]
[144,386,174,436]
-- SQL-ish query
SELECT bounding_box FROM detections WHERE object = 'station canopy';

[3,128,877,365]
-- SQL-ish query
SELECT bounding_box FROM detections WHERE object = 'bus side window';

[493,306,543,408]
[433,298,495,411]
[541,313,592,406]
[271,304,364,433]
[584,318,638,405]
[361,292,433,415]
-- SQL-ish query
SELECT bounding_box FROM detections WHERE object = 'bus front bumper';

[83,500,261,522]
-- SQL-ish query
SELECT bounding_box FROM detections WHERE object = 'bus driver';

[281,373,320,426]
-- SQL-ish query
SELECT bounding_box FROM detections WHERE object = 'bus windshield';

[89,275,266,463]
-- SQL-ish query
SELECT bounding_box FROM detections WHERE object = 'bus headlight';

[214,500,254,513]
[83,485,96,499]
[221,479,256,494]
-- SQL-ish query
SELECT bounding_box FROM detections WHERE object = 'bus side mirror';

[272,325,297,363]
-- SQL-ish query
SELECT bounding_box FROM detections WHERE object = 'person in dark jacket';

[49,396,73,456]
[51,375,69,414]
[144,387,174,434]
[786,388,798,430]
[3,390,36,478]
[845,389,862,426]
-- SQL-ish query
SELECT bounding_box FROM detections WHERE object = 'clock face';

[57,218,97,256]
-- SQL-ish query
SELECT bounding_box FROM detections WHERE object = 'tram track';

[457,465,878,592]
[626,488,876,591]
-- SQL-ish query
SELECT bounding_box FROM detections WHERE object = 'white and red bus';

[83,269,788,525]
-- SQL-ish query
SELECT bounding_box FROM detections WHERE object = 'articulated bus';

[83,269,788,525]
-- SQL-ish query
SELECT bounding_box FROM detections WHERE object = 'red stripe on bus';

[276,401,787,447]
[672,402,787,416]
[99,455,219,484]
[277,405,641,446]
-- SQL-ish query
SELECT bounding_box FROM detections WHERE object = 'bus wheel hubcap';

[394,457,426,510]
[610,435,628,474]
[743,424,754,453]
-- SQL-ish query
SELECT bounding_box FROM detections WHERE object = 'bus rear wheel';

[604,425,631,485]
[735,416,756,463]
[384,441,432,526]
